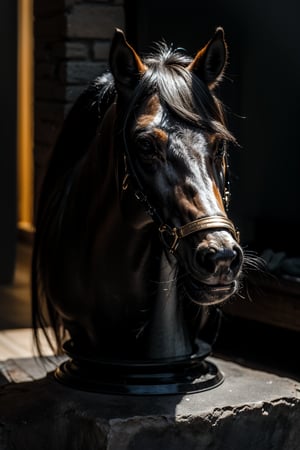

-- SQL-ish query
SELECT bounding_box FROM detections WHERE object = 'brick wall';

[34,0,124,208]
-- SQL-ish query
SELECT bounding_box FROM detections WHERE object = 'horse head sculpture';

[32,28,243,393]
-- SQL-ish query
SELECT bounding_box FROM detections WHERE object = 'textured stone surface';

[0,358,299,450]
[34,0,125,207]
[93,41,111,60]
[65,42,90,60]
[66,5,124,39]
[59,61,108,84]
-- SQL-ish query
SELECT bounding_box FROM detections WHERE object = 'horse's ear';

[188,27,227,89]
[109,28,146,95]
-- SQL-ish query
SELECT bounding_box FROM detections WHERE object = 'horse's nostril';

[197,247,241,276]
[199,248,219,274]
[230,245,243,274]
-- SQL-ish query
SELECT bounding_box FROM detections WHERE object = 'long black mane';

[32,74,116,352]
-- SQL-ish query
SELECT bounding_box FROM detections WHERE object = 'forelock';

[126,44,235,142]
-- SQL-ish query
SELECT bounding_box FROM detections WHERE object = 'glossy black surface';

[55,339,224,395]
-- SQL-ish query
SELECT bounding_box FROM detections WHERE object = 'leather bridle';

[158,215,239,254]
[121,129,240,255]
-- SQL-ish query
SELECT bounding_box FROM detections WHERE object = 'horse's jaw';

[182,276,238,306]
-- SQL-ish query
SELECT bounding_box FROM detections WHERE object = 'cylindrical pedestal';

[55,339,224,395]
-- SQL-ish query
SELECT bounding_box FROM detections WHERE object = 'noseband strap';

[122,151,240,254]
[159,216,240,254]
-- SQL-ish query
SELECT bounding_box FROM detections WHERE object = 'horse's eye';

[134,134,165,169]
[214,140,226,162]
[136,136,154,161]
[139,138,152,153]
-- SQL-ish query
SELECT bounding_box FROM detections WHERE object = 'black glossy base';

[54,340,224,395]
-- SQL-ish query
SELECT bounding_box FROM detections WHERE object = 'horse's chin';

[183,277,238,306]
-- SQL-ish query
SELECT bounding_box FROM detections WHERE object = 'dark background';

[0,0,17,283]
[1,0,299,284]
[125,0,300,256]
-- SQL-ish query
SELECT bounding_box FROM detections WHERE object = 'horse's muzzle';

[182,233,243,305]
[195,245,242,283]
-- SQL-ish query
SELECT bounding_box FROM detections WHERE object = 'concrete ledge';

[0,357,299,449]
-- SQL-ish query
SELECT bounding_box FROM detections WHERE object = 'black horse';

[32,28,243,365]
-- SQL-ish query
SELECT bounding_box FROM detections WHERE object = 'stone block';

[66,4,124,39]
[59,61,108,84]
[0,358,299,450]
[93,41,110,60]
[34,0,80,17]
[66,42,90,60]
[50,41,90,60]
